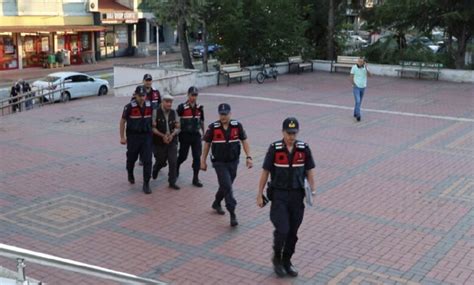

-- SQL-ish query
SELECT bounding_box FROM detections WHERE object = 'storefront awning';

[0,26,106,33]
[99,0,133,12]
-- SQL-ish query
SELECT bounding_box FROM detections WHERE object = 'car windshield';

[44,76,61,83]
[194,45,204,49]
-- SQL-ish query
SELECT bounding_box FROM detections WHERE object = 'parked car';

[32,72,109,102]
[408,37,440,52]
[349,35,369,48]
[192,44,221,58]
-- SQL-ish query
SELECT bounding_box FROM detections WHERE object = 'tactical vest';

[153,108,178,145]
[180,102,203,133]
[146,88,161,109]
[270,140,307,190]
[126,100,153,134]
[210,120,241,162]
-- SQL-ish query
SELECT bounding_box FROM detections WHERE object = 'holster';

[266,182,274,201]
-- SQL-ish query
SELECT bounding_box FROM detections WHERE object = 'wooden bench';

[396,61,443,80]
[331,56,359,72]
[218,63,252,86]
[288,56,313,74]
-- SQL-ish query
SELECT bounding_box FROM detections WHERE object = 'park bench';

[396,61,443,80]
[288,56,313,74]
[217,63,252,86]
[330,56,359,73]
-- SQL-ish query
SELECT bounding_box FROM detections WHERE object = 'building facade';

[0,0,174,70]
[0,0,103,70]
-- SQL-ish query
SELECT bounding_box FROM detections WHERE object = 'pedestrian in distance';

[350,57,371,122]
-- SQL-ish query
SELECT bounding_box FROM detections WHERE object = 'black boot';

[192,171,203,187]
[142,181,152,194]
[229,212,238,227]
[128,172,135,184]
[211,201,225,215]
[282,253,298,277]
[272,252,286,277]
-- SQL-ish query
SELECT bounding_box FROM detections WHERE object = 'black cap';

[134,85,147,96]
[218,103,231,115]
[143,74,153,81]
[188,86,198,95]
[282,117,299,133]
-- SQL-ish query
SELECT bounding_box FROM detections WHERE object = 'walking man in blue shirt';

[350,57,371,122]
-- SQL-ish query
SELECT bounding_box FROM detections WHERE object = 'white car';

[32,72,109,102]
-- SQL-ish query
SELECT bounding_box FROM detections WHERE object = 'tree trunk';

[177,0,194,69]
[453,25,469,69]
[202,21,209,72]
[327,0,335,60]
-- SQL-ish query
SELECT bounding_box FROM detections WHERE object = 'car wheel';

[60,91,71,103]
[98,85,108,96]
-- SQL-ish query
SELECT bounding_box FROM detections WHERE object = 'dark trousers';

[177,132,202,174]
[153,142,178,184]
[213,160,239,212]
[270,189,305,259]
[126,133,152,182]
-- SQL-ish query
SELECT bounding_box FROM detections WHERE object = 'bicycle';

[256,62,278,84]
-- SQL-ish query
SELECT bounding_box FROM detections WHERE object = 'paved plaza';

[0,71,473,284]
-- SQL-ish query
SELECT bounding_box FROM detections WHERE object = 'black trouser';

[177,132,202,174]
[153,142,178,184]
[126,133,152,182]
[270,189,305,260]
[213,160,239,212]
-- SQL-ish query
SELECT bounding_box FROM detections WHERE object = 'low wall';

[114,65,219,97]
[311,60,473,83]
[114,58,473,97]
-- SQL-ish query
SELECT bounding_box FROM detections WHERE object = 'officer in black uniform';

[120,85,154,194]
[177,86,205,187]
[136,74,161,166]
[257,117,316,277]
[201,103,253,227]
[152,94,181,190]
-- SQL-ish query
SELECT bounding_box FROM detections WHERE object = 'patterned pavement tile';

[0,71,473,284]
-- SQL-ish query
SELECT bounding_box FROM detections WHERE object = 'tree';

[140,0,195,69]
[207,0,309,66]
[369,0,473,69]
[327,0,335,60]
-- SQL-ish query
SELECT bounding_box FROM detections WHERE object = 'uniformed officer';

[152,94,181,190]
[177,86,205,187]
[201,103,253,227]
[257,117,316,277]
[135,74,161,166]
[143,73,161,113]
[120,85,154,194]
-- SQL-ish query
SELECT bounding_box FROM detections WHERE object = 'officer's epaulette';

[145,101,151,107]
[183,103,190,109]
[130,100,137,107]
[230,120,239,126]
[296,141,307,149]
[273,141,284,150]
[213,121,221,128]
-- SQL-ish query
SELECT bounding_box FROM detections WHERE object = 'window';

[72,75,89,82]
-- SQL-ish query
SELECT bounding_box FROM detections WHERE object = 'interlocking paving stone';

[0,71,473,284]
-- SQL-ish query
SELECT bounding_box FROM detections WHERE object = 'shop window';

[0,35,18,70]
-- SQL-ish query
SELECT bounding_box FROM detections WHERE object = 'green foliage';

[207,0,310,66]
